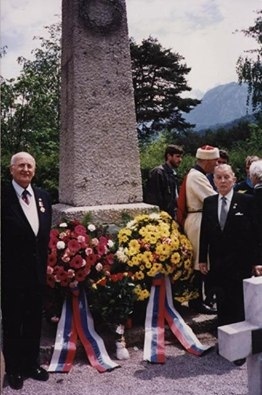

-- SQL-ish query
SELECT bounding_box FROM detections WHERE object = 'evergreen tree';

[130,36,200,138]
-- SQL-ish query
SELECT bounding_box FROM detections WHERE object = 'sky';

[1,0,261,97]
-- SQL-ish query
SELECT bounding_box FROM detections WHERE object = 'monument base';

[52,202,158,227]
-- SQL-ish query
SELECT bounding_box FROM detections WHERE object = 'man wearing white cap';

[184,145,219,314]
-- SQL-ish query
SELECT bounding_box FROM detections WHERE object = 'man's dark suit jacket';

[1,183,52,290]
[199,191,258,325]
[1,182,52,372]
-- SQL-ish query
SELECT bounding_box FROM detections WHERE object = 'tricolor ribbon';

[143,276,211,363]
[48,287,119,373]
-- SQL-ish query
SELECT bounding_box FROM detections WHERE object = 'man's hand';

[199,263,208,275]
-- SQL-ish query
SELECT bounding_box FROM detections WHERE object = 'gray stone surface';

[52,202,158,225]
[59,0,142,207]
[218,277,262,395]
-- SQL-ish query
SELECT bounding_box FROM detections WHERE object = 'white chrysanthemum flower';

[67,269,75,278]
[126,220,136,229]
[57,241,66,250]
[116,247,128,262]
[95,262,103,272]
[88,224,96,232]
[107,239,114,248]
[47,266,53,274]
[77,235,86,243]
[149,213,160,220]
[59,222,68,228]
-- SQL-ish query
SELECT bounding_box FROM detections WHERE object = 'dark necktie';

[22,189,30,205]
[219,196,227,230]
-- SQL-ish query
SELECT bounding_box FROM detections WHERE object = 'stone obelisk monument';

[53,0,153,224]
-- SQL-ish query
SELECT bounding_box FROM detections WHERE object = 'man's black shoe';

[202,303,217,314]
[233,358,246,366]
[7,373,24,390]
[24,366,49,381]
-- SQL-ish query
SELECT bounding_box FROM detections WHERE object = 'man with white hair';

[199,164,260,329]
[249,158,262,275]
[1,152,52,390]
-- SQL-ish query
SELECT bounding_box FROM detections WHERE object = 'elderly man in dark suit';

[1,152,52,390]
[198,164,260,329]
[249,159,262,275]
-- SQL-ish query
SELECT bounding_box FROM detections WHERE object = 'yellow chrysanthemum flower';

[141,289,150,299]
[130,253,143,266]
[184,259,193,270]
[171,252,180,265]
[116,211,194,302]
[156,243,171,257]
[142,250,153,262]
[135,271,145,280]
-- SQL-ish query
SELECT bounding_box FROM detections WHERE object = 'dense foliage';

[130,36,200,138]
[236,10,262,111]
[1,22,61,201]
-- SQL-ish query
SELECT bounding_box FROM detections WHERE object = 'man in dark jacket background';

[144,144,184,219]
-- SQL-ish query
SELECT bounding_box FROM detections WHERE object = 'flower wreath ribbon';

[48,287,119,373]
[143,276,211,363]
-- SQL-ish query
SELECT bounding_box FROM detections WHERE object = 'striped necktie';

[219,196,227,230]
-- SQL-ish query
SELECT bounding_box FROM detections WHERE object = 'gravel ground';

[1,332,248,395]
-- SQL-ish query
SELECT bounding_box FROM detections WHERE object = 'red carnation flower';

[75,268,87,282]
[48,252,57,267]
[105,253,114,265]
[48,238,58,249]
[74,224,87,235]
[68,239,81,254]
[97,243,107,256]
[86,254,99,266]
[60,277,71,287]
[70,255,83,269]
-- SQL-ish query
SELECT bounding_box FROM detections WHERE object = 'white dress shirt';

[12,180,39,235]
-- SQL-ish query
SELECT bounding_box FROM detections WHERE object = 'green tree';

[236,10,262,111]
[130,36,200,138]
[1,22,61,201]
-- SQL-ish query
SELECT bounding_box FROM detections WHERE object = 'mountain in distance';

[184,82,254,131]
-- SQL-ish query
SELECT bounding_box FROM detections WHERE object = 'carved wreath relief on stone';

[79,0,124,34]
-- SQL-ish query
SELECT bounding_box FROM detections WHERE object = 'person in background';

[207,149,229,190]
[1,152,52,390]
[145,144,184,219]
[183,145,219,314]
[249,159,262,275]
[199,164,259,327]
[234,155,259,194]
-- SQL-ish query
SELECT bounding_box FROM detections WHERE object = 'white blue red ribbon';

[48,288,119,373]
[143,276,211,363]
